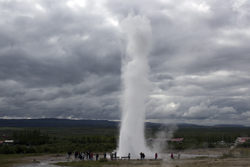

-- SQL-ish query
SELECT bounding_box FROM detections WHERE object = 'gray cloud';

[0,0,250,125]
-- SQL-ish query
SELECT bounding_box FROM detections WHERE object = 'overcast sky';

[0,0,250,125]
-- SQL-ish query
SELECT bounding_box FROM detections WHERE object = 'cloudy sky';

[0,0,250,125]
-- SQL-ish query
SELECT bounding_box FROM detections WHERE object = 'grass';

[0,151,250,167]
[0,153,45,160]
[220,153,235,159]
[0,160,19,167]
[0,153,52,167]
[0,127,118,139]
[54,160,162,167]
[242,150,250,156]
[192,156,210,160]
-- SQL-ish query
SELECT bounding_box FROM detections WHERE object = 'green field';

[0,126,118,137]
[0,126,250,167]
[0,126,250,155]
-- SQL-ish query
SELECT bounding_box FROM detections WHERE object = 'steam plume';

[117,14,152,157]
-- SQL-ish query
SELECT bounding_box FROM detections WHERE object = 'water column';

[117,14,152,158]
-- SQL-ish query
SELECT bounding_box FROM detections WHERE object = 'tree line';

[0,129,117,154]
[1,128,249,154]
[12,129,49,145]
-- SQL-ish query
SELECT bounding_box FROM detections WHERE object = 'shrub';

[1,145,16,154]
[208,143,215,148]
[15,145,26,154]
[26,147,36,153]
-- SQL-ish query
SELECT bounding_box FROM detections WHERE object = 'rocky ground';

[7,148,250,167]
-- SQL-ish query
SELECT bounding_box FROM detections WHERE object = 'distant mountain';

[145,123,205,129]
[0,118,203,128]
[0,118,119,128]
[145,122,161,128]
[213,124,245,127]
[0,118,165,128]
[176,123,204,128]
[2,118,244,128]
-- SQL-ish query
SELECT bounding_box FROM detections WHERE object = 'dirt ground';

[7,148,250,167]
[162,148,250,167]
[162,157,250,167]
[9,154,67,167]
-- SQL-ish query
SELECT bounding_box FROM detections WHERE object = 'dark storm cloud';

[0,0,122,119]
[0,0,250,125]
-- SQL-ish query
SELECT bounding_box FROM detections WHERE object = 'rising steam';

[117,14,152,158]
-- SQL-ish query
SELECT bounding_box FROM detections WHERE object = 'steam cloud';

[117,14,152,157]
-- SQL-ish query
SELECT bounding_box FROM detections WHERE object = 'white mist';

[117,14,152,158]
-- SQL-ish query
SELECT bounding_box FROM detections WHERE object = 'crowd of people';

[67,151,180,161]
[140,152,145,159]
[171,152,181,159]
[67,150,107,161]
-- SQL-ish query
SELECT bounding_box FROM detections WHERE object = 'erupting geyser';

[117,14,152,158]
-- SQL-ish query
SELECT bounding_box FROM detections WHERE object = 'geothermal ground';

[5,148,250,167]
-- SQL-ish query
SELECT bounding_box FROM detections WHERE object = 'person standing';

[68,151,72,158]
[104,152,106,159]
[96,153,99,161]
[74,151,77,158]
[82,152,85,160]
[111,153,113,161]
[86,151,89,160]
[171,153,174,159]
[91,152,94,160]
[79,152,82,159]
[178,152,180,159]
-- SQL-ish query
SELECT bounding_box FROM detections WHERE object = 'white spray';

[117,14,152,158]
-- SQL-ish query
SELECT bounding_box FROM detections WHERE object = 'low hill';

[213,124,245,127]
[0,118,118,127]
[1,118,245,128]
[0,118,162,128]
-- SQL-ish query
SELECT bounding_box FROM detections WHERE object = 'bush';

[36,146,51,153]
[15,145,26,154]
[208,143,215,148]
[26,147,36,153]
[1,145,16,154]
